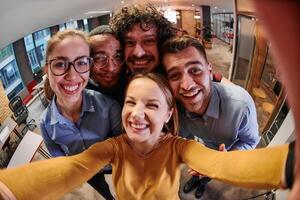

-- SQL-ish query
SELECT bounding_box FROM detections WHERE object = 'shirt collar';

[49,90,96,125]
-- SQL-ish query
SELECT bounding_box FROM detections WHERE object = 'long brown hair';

[43,29,90,101]
[126,73,179,136]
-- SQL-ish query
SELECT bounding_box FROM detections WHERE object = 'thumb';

[219,143,226,152]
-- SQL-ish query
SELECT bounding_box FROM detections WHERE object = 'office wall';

[181,10,196,36]
[0,82,12,123]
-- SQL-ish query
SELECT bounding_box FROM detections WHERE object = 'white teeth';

[182,90,198,97]
[130,123,147,129]
[64,85,79,92]
[134,60,148,65]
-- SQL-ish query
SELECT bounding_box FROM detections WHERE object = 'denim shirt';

[40,89,122,157]
[178,82,260,151]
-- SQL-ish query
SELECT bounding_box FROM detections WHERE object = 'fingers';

[187,168,203,177]
[219,143,227,152]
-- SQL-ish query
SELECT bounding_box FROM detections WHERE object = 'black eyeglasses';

[47,56,93,76]
[92,52,124,69]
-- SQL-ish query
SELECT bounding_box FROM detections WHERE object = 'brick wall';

[0,82,12,123]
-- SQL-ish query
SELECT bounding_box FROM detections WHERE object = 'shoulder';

[213,82,254,107]
[84,89,120,108]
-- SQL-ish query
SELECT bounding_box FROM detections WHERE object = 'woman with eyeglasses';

[88,25,127,106]
[41,29,121,200]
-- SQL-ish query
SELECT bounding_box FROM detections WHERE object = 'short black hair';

[89,25,114,37]
[161,36,208,63]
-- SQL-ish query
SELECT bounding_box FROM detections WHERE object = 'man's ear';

[208,63,213,80]
[208,63,212,72]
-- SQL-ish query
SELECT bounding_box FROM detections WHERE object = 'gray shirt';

[178,82,260,151]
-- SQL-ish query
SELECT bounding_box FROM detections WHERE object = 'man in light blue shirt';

[162,36,260,199]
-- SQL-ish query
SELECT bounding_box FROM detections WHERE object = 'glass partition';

[231,15,256,87]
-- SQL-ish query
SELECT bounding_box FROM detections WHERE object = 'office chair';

[9,96,36,135]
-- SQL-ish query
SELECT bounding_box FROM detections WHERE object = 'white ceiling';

[0,0,233,49]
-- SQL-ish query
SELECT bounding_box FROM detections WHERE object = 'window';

[59,24,66,31]
[0,45,13,63]
[83,19,89,32]
[27,49,39,72]
[33,28,50,66]
[66,21,78,29]
[24,34,41,72]
[0,53,24,99]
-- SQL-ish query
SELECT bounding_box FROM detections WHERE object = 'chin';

[127,132,147,143]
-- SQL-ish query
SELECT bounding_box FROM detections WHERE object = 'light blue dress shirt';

[40,89,122,157]
[178,82,260,151]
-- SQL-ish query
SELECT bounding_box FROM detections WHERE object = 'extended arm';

[180,139,289,189]
[0,139,115,200]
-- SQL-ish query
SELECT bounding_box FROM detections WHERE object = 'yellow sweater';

[0,135,288,200]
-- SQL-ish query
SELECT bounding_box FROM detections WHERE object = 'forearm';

[0,157,96,200]
[0,140,113,200]
[182,140,289,189]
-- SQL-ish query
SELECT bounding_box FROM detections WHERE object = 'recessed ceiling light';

[121,0,124,4]
[85,11,111,15]
[214,6,218,9]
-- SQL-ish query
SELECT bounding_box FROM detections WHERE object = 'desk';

[0,127,10,149]
[1,117,22,144]
[7,131,44,168]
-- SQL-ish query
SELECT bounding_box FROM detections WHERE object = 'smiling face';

[90,34,123,88]
[163,46,212,115]
[45,35,90,107]
[124,24,159,74]
[122,77,173,146]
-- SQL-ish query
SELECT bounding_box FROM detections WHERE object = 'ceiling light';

[85,11,111,15]
[192,4,194,7]
[121,0,124,4]
[214,6,218,9]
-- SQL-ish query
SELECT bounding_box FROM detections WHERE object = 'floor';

[23,38,272,200]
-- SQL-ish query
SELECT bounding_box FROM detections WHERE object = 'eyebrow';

[50,55,88,61]
[124,33,157,40]
[125,96,161,104]
[166,60,204,74]
[91,51,106,55]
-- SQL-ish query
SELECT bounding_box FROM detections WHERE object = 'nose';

[65,64,78,80]
[180,74,195,90]
[106,58,119,72]
[132,43,146,58]
[131,103,145,119]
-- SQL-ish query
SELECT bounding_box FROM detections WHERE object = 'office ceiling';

[0,0,233,49]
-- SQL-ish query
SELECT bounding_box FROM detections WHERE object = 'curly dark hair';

[110,4,176,48]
